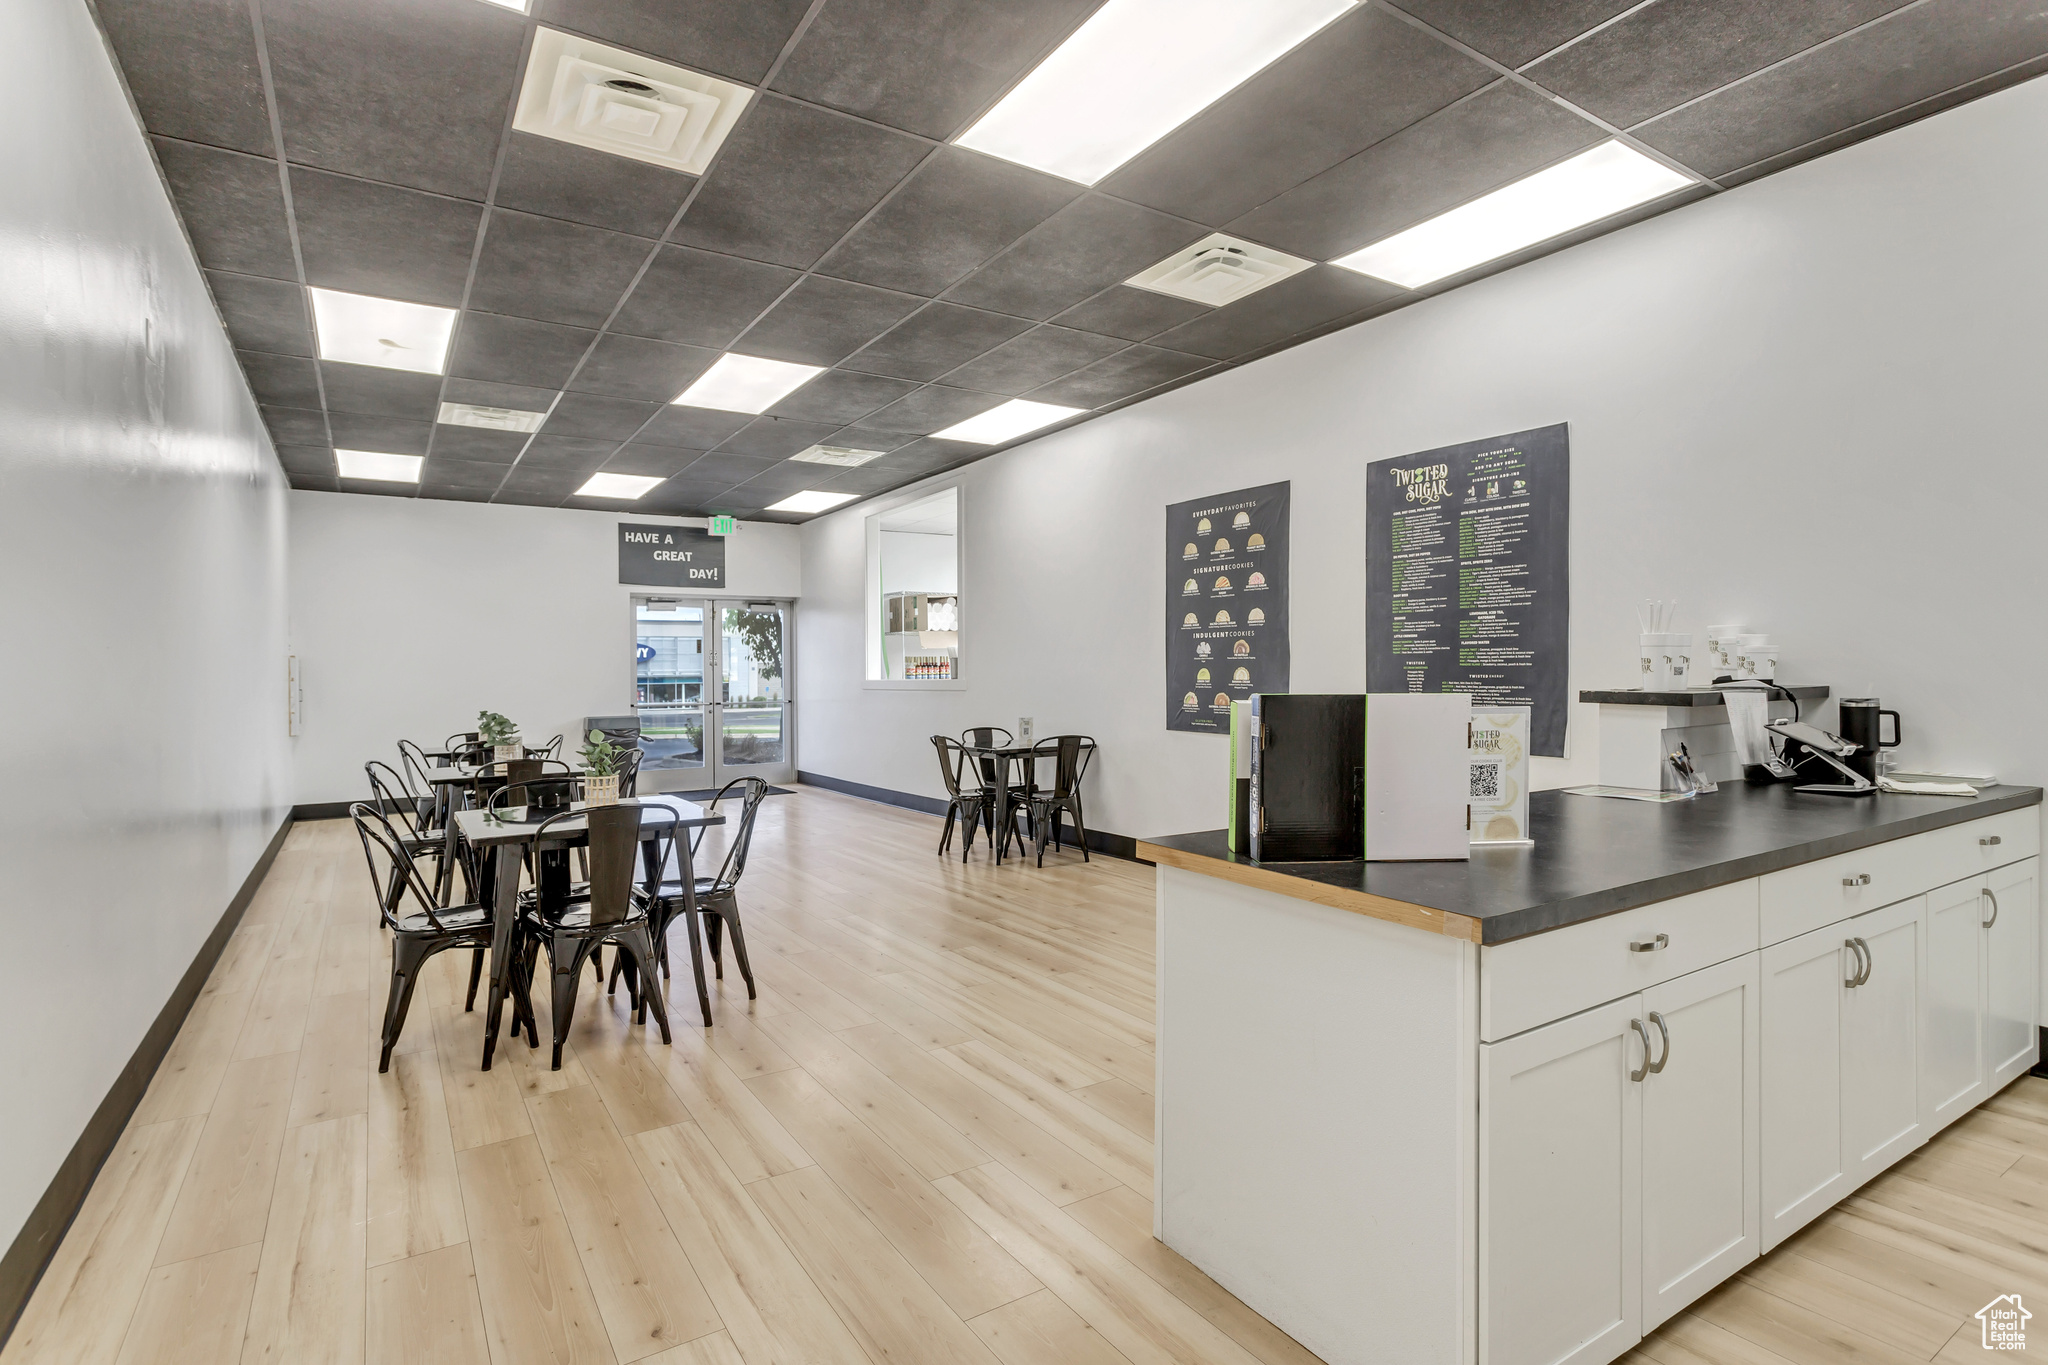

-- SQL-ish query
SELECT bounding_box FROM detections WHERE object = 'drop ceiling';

[97,0,2048,520]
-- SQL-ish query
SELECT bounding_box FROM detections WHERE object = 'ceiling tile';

[429,426,530,462]
[672,97,928,269]
[603,445,709,478]
[639,484,736,515]
[238,351,322,410]
[440,376,559,412]
[493,131,696,240]
[764,369,921,424]
[329,412,433,455]
[840,303,1031,381]
[1388,0,1639,68]
[535,0,811,82]
[516,435,618,470]
[542,393,662,440]
[818,466,911,495]
[847,385,1004,436]
[494,487,571,506]
[152,138,296,279]
[420,457,512,490]
[738,275,926,366]
[727,462,821,496]
[319,362,442,420]
[288,473,341,492]
[567,334,718,402]
[769,0,1097,138]
[610,245,800,348]
[98,0,271,154]
[940,194,1207,320]
[419,486,495,503]
[714,416,846,460]
[869,437,961,470]
[274,443,336,476]
[448,312,597,389]
[468,210,655,329]
[1631,0,2048,179]
[208,272,314,356]
[1050,285,1208,342]
[290,169,483,306]
[1227,82,1606,259]
[678,453,778,486]
[1027,344,1212,408]
[1103,7,1497,226]
[637,406,754,449]
[262,406,328,445]
[816,147,1081,297]
[261,0,523,200]
[1527,0,1914,129]
[1147,265,1400,360]
[336,477,419,498]
[940,325,1128,396]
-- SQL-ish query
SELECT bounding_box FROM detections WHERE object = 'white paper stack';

[1365,693,1472,861]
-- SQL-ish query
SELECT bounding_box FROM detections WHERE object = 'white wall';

[288,493,800,804]
[798,75,2048,839]
[0,0,292,1254]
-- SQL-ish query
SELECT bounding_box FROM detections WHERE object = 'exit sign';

[708,514,736,536]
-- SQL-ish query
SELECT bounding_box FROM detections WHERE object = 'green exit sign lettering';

[708,514,735,536]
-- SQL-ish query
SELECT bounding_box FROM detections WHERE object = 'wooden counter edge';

[1136,841,1484,943]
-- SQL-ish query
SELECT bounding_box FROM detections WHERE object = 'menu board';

[1166,482,1290,733]
[1366,425,1570,756]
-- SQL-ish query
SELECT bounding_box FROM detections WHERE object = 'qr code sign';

[1470,761,1503,801]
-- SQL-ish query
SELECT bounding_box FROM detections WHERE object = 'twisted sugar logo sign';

[1979,1294,2030,1350]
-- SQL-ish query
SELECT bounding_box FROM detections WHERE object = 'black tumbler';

[1838,698,1901,782]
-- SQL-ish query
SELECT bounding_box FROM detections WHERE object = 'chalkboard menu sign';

[1166,481,1290,733]
[1366,425,1570,756]
[618,522,726,588]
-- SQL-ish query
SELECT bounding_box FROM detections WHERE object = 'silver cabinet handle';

[1983,887,2000,928]
[1647,1011,1671,1074]
[1843,874,1871,887]
[1629,933,1669,953]
[1981,835,2003,847]
[1844,937,1870,988]
[1630,1018,1652,1083]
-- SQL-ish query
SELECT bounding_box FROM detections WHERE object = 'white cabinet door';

[1481,996,1643,1365]
[1985,858,2039,1091]
[1759,925,1847,1251]
[1841,896,1926,1188]
[1641,956,1759,1330]
[1925,877,1989,1131]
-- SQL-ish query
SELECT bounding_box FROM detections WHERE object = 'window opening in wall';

[866,487,960,683]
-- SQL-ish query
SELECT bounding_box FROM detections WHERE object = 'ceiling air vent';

[513,29,753,175]
[438,402,545,432]
[1126,233,1312,307]
[789,444,887,467]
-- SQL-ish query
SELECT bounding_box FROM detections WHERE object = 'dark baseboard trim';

[294,799,366,821]
[2033,1026,2048,1078]
[795,771,1137,861]
[0,811,294,1347]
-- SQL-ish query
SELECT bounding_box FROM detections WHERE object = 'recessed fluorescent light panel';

[514,28,752,174]
[1331,141,1695,289]
[575,472,665,499]
[789,444,887,467]
[309,289,457,375]
[931,398,1087,445]
[765,490,860,514]
[438,402,547,433]
[957,0,1357,185]
[335,449,423,483]
[672,354,823,414]
[1128,233,1312,307]
[476,0,527,11]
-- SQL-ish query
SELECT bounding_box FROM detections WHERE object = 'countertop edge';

[1136,840,1484,943]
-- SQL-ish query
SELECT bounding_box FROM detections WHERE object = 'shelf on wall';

[1578,685,1831,708]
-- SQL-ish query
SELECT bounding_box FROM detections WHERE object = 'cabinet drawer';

[1480,880,1758,1041]
[1759,808,2039,946]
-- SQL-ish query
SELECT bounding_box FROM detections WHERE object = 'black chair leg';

[379,937,431,1073]
[614,925,671,1043]
[938,806,956,856]
[547,933,590,1071]
[706,914,724,980]
[680,904,712,1027]
[1072,800,1090,862]
[723,908,757,999]
[464,948,485,1012]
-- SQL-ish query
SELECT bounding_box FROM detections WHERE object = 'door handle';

[1646,1011,1670,1074]
[1844,937,1870,988]
[1629,933,1669,953]
[1981,835,2003,847]
[1630,1018,1652,1083]
[1982,887,2000,928]
[1843,874,1871,887]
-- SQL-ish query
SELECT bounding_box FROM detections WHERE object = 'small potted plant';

[478,710,521,764]
[580,728,625,805]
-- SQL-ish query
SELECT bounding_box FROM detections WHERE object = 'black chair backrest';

[535,803,657,926]
[395,741,432,794]
[483,758,575,812]
[349,802,444,932]
[445,730,480,749]
[617,746,644,797]
[961,727,1013,787]
[932,736,968,800]
[704,778,769,893]
[451,739,490,767]
[1032,735,1096,799]
[365,761,422,837]
[527,733,564,760]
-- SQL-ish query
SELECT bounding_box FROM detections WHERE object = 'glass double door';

[633,597,791,790]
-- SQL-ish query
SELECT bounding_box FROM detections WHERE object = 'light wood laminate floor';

[6,784,2046,1365]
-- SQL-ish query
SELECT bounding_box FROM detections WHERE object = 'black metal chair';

[961,727,1033,858]
[1023,735,1097,866]
[366,762,449,905]
[619,778,766,1015]
[396,741,440,829]
[350,802,515,1072]
[517,803,672,1070]
[525,733,564,761]
[932,736,993,861]
[617,746,644,797]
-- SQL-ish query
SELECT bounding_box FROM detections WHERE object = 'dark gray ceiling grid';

[97,0,2048,519]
